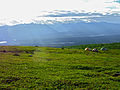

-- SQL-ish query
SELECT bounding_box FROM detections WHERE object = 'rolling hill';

[0,43,120,89]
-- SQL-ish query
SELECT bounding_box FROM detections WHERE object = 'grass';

[64,42,120,49]
[0,43,120,89]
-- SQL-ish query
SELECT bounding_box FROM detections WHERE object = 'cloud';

[0,0,119,25]
[0,0,119,16]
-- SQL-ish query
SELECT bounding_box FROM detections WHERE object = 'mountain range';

[0,10,120,47]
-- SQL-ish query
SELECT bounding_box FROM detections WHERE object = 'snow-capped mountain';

[1,10,120,26]
[0,10,120,46]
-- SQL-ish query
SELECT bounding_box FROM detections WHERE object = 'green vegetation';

[64,42,120,49]
[0,43,120,89]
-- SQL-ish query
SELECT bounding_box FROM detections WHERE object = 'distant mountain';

[0,21,120,46]
[0,10,120,46]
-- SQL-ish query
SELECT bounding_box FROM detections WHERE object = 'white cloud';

[0,0,119,25]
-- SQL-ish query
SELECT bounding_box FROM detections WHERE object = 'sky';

[0,0,120,25]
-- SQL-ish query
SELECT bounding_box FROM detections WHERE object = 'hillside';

[0,43,120,89]
[0,22,120,46]
[65,42,120,49]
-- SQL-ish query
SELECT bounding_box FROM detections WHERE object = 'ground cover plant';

[64,42,120,49]
[0,43,120,89]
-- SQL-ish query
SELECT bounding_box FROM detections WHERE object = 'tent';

[92,48,98,52]
[85,48,91,51]
[101,47,107,51]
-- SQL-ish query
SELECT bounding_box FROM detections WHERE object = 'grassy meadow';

[0,43,120,89]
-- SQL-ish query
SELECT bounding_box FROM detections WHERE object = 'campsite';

[0,43,120,89]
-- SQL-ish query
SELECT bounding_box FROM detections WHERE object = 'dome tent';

[92,48,98,52]
[85,48,91,51]
[101,47,108,51]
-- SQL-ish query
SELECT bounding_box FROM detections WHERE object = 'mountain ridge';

[0,21,120,46]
